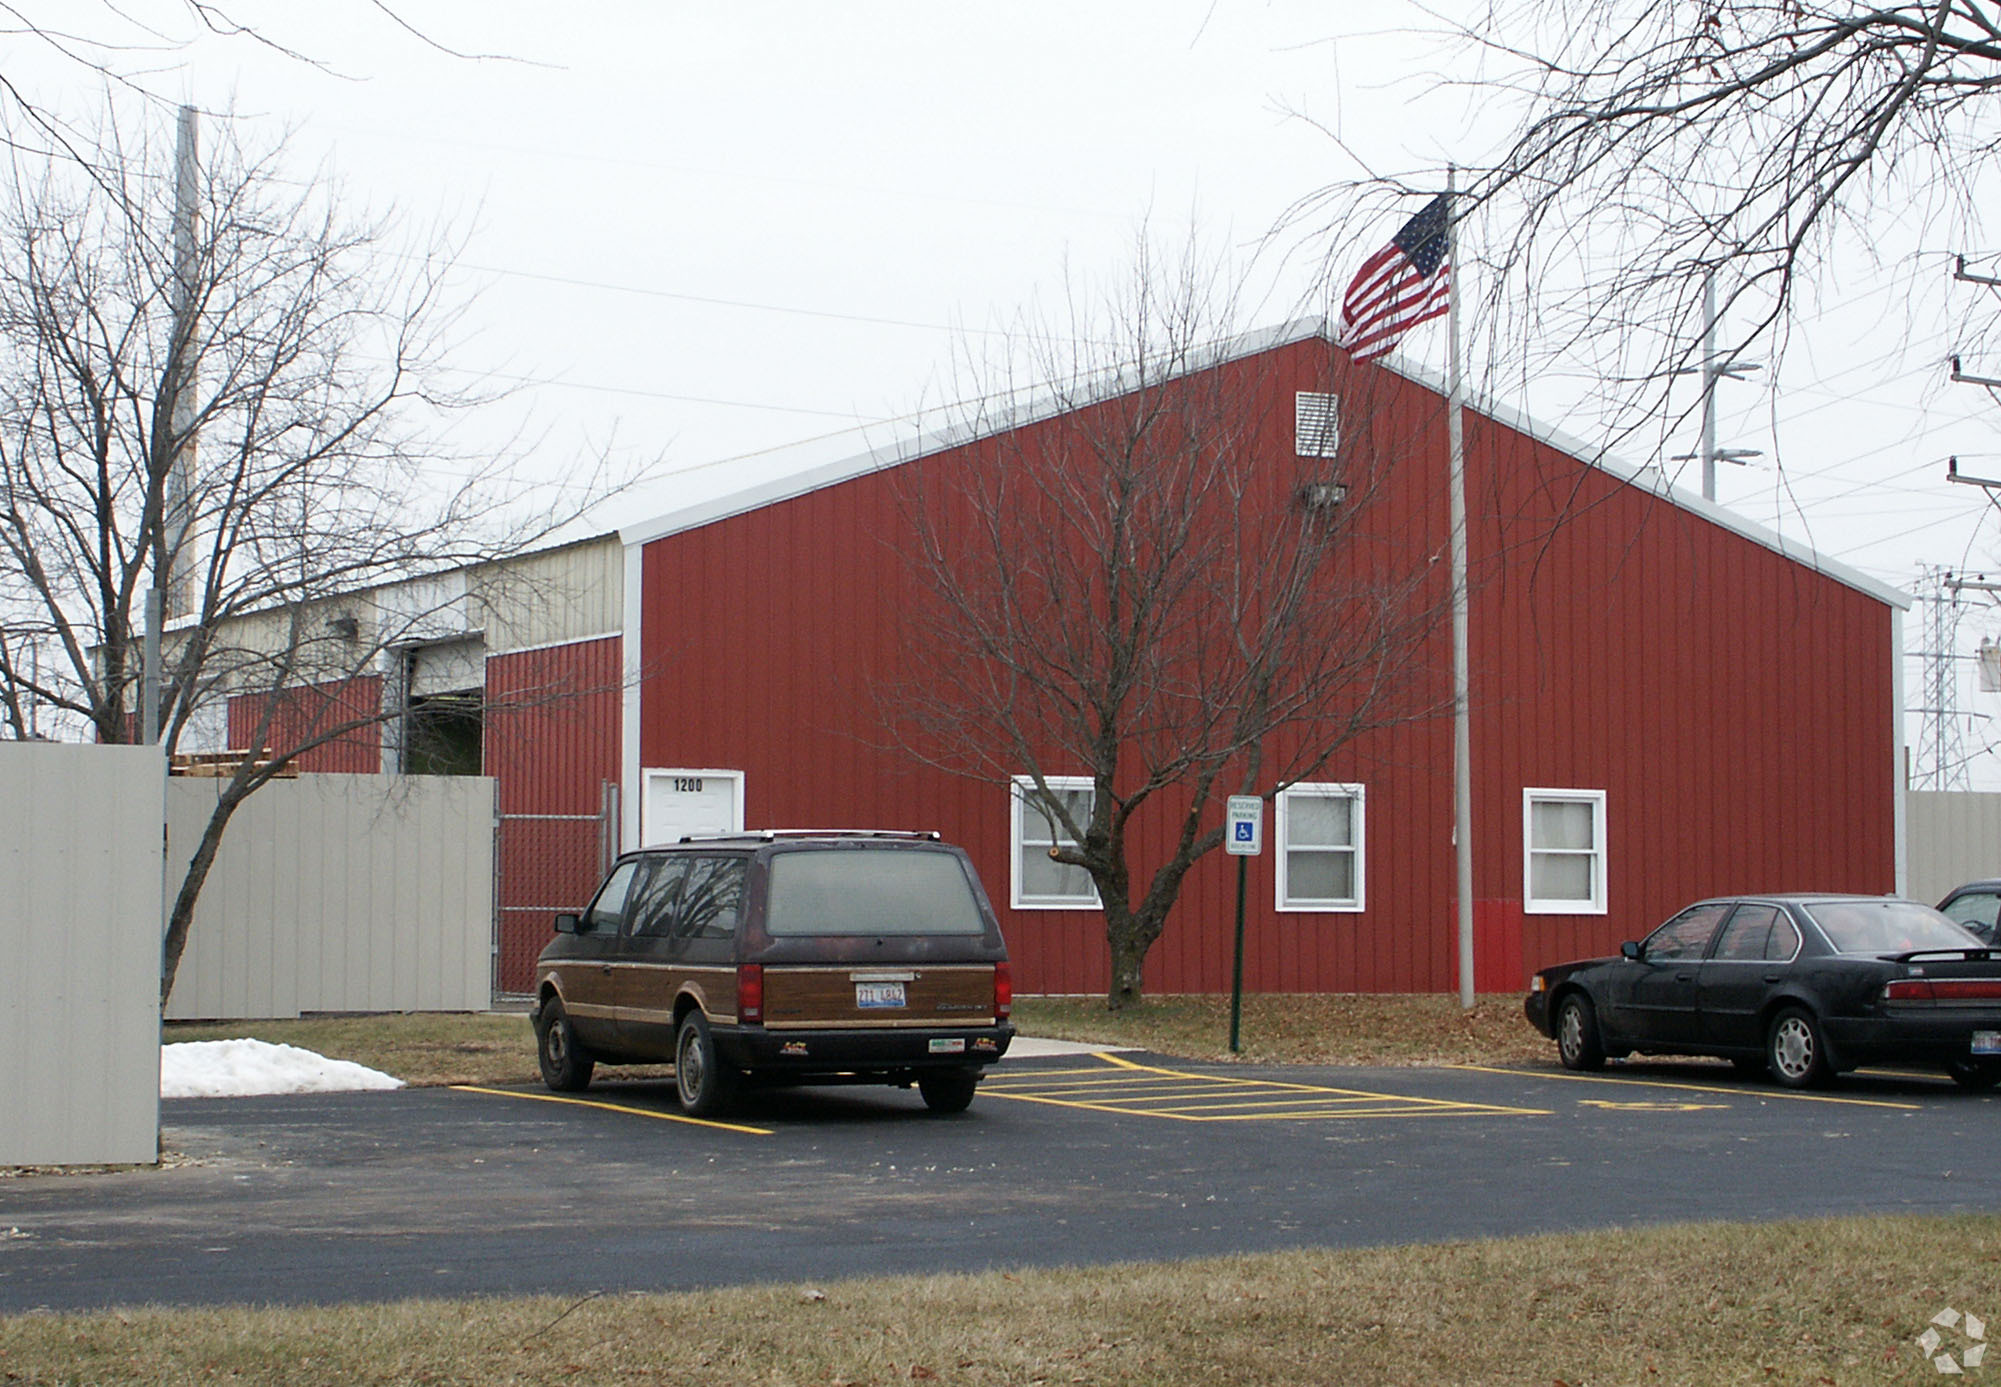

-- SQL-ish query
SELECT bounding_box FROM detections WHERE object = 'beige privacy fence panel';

[1905,790,2001,906]
[0,743,164,1165]
[165,773,495,1021]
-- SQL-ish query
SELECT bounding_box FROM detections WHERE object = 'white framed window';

[1276,782,1365,911]
[1010,775,1100,910]
[1523,788,1608,915]
[1295,391,1340,458]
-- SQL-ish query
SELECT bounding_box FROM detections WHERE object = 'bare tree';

[0,5,480,176]
[1299,3,2001,453]
[888,249,1446,1009]
[0,103,613,1005]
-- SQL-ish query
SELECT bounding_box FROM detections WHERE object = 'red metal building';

[227,324,1903,997]
[608,324,1907,997]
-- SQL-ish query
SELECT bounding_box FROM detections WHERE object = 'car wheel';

[1766,1006,1831,1088]
[1947,1058,2001,1091]
[535,998,594,1092]
[918,1069,981,1114]
[1555,994,1606,1071]
[675,1010,737,1117]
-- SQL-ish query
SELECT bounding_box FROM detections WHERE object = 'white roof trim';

[616,320,1327,551]
[618,320,1909,612]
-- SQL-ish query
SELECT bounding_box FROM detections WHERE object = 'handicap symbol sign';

[1225,795,1262,855]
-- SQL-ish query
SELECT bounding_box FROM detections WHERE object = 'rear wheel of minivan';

[918,1069,980,1114]
[675,1010,738,1117]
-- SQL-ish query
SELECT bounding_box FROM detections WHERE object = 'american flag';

[1335,193,1451,362]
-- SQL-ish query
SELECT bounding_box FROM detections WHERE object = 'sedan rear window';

[1805,900,1980,955]
[765,849,989,936]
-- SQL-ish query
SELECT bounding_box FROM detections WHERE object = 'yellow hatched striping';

[983,1054,1548,1122]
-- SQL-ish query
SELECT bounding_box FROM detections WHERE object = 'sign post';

[1225,795,1263,1053]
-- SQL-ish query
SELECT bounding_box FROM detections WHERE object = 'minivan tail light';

[737,964,764,1024]
[994,960,1012,1022]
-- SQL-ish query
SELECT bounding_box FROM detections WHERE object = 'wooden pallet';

[168,749,299,779]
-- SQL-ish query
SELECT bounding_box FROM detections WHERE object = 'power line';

[454,260,1020,340]
[429,362,896,421]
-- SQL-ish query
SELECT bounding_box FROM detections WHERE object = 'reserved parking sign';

[1225,795,1263,856]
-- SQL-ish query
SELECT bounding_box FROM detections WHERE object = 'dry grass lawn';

[163,993,1554,1087]
[3,1214,1994,1384]
[1015,993,1551,1067]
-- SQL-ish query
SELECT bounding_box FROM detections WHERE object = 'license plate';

[1974,1031,2001,1056]
[856,982,906,1009]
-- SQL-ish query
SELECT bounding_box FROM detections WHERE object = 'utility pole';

[1936,256,2001,789]
[165,102,200,619]
[1957,255,2001,294]
[1672,273,1763,500]
[144,104,199,746]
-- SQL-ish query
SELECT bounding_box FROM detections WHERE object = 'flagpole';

[1446,165,1475,1010]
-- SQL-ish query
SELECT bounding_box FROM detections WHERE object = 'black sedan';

[1523,895,2001,1089]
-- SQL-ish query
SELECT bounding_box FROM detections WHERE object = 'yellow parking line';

[1448,1065,1922,1111]
[1150,1106,1539,1122]
[451,1085,773,1135]
[1151,1094,1467,1115]
[1855,1066,1969,1084]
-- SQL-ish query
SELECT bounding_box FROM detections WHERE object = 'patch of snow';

[161,1039,404,1099]
[1004,1036,1138,1059]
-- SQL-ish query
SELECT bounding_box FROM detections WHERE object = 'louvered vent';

[1295,392,1339,458]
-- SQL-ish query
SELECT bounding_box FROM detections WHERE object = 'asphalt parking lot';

[6,1051,2001,1312]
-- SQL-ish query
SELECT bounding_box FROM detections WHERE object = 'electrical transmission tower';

[1913,567,1968,789]
[1911,566,2001,790]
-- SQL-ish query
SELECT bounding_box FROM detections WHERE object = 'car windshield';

[764,848,989,936]
[1803,900,1981,955]
[1942,889,2001,936]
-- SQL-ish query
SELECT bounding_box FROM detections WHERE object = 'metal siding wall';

[1906,792,2001,904]
[476,536,624,655]
[1474,406,1898,988]
[226,676,383,773]
[0,744,163,1165]
[163,774,494,1020]
[634,339,1897,997]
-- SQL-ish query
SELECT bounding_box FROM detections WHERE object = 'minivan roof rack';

[673,828,942,844]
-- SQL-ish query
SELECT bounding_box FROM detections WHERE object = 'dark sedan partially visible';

[1524,895,2001,1089]
[1938,880,2001,944]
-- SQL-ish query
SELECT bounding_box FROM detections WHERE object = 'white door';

[641,769,743,847]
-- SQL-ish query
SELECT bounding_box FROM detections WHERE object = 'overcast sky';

[32,1,2001,785]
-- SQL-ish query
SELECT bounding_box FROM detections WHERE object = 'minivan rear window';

[764,849,989,936]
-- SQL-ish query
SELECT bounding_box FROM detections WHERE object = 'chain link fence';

[493,783,617,996]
